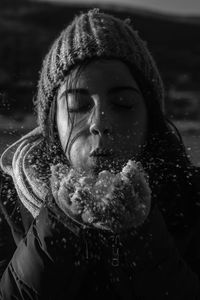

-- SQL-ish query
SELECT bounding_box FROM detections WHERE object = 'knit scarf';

[0,127,49,218]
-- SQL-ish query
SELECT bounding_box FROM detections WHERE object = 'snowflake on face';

[50,160,151,233]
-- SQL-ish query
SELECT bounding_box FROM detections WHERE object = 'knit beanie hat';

[36,8,164,136]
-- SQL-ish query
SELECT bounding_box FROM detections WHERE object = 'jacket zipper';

[112,234,120,267]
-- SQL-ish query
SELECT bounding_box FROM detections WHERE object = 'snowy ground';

[0,114,200,166]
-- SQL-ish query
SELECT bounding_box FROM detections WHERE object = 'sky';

[35,0,200,15]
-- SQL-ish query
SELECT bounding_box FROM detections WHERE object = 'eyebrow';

[108,86,141,95]
[60,86,141,98]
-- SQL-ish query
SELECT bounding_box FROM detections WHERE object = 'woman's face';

[56,59,148,175]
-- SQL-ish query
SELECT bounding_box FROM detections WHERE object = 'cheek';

[130,108,148,149]
[131,117,147,139]
[116,105,148,151]
[69,136,93,169]
[70,138,88,159]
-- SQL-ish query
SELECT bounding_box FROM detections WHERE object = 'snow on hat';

[36,8,165,136]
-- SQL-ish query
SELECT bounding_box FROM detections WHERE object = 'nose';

[90,123,110,136]
[89,111,112,137]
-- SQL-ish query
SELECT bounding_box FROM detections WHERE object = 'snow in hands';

[50,160,151,233]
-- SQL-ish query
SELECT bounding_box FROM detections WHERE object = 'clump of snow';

[50,160,151,233]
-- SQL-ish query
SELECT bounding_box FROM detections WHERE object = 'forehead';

[67,59,140,91]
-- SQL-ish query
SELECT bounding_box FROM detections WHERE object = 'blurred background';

[0,0,200,165]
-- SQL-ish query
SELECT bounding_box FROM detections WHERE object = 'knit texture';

[36,8,164,136]
[0,128,48,217]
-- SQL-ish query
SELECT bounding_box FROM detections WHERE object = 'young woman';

[0,8,200,299]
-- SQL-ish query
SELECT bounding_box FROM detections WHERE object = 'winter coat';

[1,158,200,299]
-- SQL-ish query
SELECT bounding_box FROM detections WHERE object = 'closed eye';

[68,103,93,113]
[110,94,137,111]
[67,92,93,113]
[112,103,133,110]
